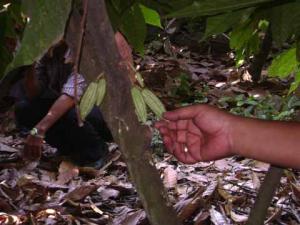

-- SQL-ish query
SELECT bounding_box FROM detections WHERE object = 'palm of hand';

[156,106,232,164]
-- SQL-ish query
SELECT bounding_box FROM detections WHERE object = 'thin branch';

[73,0,89,127]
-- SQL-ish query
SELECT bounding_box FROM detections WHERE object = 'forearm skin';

[35,94,75,135]
[230,116,300,169]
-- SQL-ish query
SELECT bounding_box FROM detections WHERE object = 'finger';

[177,130,187,143]
[173,144,198,164]
[168,121,177,130]
[158,127,170,136]
[163,105,204,121]
[176,120,188,143]
[173,142,184,161]
[187,133,203,161]
[169,130,177,143]
[177,120,188,130]
[181,153,198,164]
[155,120,168,129]
[163,136,174,154]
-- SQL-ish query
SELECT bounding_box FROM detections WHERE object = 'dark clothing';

[13,41,113,166]
[15,98,113,165]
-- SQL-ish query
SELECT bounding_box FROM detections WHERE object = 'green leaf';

[289,70,300,94]
[167,0,275,18]
[269,2,300,46]
[268,48,298,78]
[204,8,253,39]
[296,38,300,62]
[230,22,255,50]
[5,0,72,75]
[121,3,146,54]
[139,4,162,28]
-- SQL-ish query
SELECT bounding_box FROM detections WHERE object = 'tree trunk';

[246,166,283,225]
[248,28,272,83]
[65,1,181,225]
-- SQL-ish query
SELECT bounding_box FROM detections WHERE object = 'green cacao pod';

[131,86,147,123]
[141,88,166,118]
[96,78,106,106]
[79,81,97,120]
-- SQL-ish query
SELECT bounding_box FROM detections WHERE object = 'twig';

[73,0,89,127]
[225,180,257,195]
[0,186,18,210]
[29,213,37,225]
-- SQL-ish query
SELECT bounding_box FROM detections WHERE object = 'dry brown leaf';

[230,210,248,223]
[65,185,98,201]
[291,183,300,201]
[265,208,282,224]
[193,210,210,225]
[202,180,218,198]
[98,187,120,200]
[121,209,146,225]
[0,213,21,224]
[57,161,79,185]
[252,161,270,172]
[251,172,261,190]
[209,206,229,225]
[112,207,146,225]
[163,166,177,189]
[214,159,231,171]
[185,173,208,184]
[217,186,233,202]
[176,189,205,221]
[0,143,18,153]
[87,197,104,215]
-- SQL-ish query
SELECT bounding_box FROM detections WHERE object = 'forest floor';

[0,35,300,225]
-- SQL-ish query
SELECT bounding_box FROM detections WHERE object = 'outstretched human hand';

[155,105,235,164]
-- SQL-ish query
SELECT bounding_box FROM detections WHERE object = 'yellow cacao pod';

[131,86,147,123]
[141,88,166,118]
[79,81,97,120]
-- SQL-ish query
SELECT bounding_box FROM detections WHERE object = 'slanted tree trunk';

[246,166,283,225]
[66,1,181,225]
[248,28,272,83]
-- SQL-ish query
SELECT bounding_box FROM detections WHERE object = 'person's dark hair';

[37,40,73,97]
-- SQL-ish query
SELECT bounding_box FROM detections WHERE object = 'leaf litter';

[0,36,300,224]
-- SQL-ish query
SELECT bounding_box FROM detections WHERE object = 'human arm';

[155,104,300,169]
[23,94,75,160]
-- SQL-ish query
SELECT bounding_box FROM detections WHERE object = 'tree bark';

[248,28,272,83]
[246,166,283,225]
[66,1,181,225]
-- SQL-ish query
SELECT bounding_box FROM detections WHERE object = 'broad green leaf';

[5,0,72,75]
[106,0,121,29]
[289,70,300,94]
[139,4,162,28]
[121,3,146,54]
[167,0,275,18]
[269,2,300,46]
[230,22,255,50]
[268,48,298,78]
[0,2,25,77]
[204,8,253,39]
[297,39,300,62]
